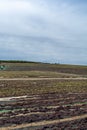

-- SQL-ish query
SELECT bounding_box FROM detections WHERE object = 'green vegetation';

[0,60,41,63]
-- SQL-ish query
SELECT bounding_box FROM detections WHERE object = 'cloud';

[0,0,87,65]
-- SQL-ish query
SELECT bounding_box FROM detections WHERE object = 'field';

[0,61,87,130]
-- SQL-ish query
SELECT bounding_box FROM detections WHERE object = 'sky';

[0,0,87,65]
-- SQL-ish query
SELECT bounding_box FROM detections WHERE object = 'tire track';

[1,114,87,130]
[0,77,87,81]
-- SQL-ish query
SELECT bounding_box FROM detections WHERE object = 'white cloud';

[0,0,87,64]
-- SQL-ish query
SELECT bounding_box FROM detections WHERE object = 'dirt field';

[0,62,87,129]
[0,92,87,130]
[0,79,87,97]
[4,62,87,75]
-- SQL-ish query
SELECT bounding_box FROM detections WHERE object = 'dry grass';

[0,79,87,97]
[0,71,80,78]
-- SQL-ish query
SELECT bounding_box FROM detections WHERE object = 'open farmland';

[1,61,87,76]
[0,61,87,130]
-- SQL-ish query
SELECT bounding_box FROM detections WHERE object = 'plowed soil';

[0,92,87,130]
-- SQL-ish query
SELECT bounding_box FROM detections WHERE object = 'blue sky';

[0,0,87,65]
